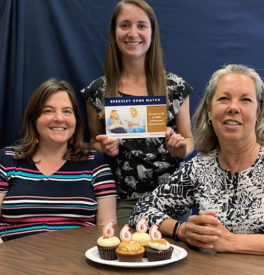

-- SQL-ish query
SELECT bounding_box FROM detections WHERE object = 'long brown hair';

[14,78,90,162]
[104,0,167,105]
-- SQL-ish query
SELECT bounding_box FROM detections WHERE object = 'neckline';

[34,160,67,176]
[216,145,262,175]
[118,91,147,97]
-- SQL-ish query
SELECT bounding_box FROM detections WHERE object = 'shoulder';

[0,146,17,166]
[166,71,193,98]
[171,150,218,180]
[80,76,106,99]
[0,146,16,157]
[180,150,218,171]
[81,149,111,169]
[194,150,218,165]
[256,145,264,164]
[89,149,107,161]
[259,145,264,156]
[68,150,112,173]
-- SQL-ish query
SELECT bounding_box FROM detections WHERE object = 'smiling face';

[115,3,152,61]
[36,91,76,148]
[207,73,259,146]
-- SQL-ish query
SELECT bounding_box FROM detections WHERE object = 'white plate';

[85,244,187,268]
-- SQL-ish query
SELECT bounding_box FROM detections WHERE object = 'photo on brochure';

[104,96,167,139]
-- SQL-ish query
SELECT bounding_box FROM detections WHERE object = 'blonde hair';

[193,64,264,152]
[109,110,119,119]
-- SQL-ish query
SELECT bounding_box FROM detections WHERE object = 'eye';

[42,108,53,114]
[218,96,229,101]
[120,23,129,29]
[138,23,147,30]
[63,109,73,115]
[241,98,252,102]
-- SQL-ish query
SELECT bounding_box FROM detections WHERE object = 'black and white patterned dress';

[81,72,192,200]
[129,147,264,234]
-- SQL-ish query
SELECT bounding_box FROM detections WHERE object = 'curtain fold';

[0,0,264,148]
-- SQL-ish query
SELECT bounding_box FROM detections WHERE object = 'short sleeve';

[0,147,14,192]
[90,150,117,199]
[80,76,106,113]
[166,72,193,128]
[166,72,193,106]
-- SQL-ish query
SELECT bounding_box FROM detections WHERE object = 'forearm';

[225,234,264,255]
[0,192,6,217]
[184,137,194,157]
[129,202,169,229]
[96,196,117,225]
[159,218,177,238]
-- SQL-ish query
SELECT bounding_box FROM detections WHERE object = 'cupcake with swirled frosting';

[116,240,145,262]
[132,232,150,257]
[97,221,120,260]
[146,225,174,261]
[116,224,144,262]
[132,218,150,257]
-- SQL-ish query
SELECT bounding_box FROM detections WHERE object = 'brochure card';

[104,96,166,139]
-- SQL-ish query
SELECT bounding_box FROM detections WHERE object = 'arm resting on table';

[96,196,117,225]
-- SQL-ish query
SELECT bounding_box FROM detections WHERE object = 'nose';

[53,111,64,121]
[128,25,138,37]
[227,100,240,114]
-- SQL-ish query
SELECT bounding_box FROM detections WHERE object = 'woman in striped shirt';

[0,79,117,242]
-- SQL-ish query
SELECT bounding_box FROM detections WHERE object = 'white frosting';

[148,240,170,251]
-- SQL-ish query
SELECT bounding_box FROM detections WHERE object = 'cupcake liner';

[97,244,119,260]
[116,250,144,262]
[146,246,174,262]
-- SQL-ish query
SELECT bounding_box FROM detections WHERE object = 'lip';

[223,120,242,126]
[49,127,67,131]
[125,41,142,46]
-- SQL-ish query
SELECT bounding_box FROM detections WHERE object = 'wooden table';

[0,225,263,275]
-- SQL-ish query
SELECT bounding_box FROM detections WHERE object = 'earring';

[208,119,212,125]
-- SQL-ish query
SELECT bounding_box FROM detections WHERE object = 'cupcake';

[97,221,120,260]
[116,224,145,262]
[146,224,174,261]
[116,240,145,262]
[132,218,150,257]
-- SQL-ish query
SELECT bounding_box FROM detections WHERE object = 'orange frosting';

[116,240,145,255]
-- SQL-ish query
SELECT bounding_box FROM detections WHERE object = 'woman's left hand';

[165,128,187,158]
[210,222,235,252]
[198,210,235,252]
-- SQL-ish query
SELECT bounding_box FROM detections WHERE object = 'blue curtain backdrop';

[1,0,264,148]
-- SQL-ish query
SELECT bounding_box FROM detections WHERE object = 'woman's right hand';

[96,135,119,157]
[178,211,221,249]
[0,237,3,243]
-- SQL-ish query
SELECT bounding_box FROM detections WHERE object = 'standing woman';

[0,79,117,242]
[81,0,194,223]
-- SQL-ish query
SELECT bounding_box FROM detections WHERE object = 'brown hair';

[103,0,167,113]
[14,78,90,162]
